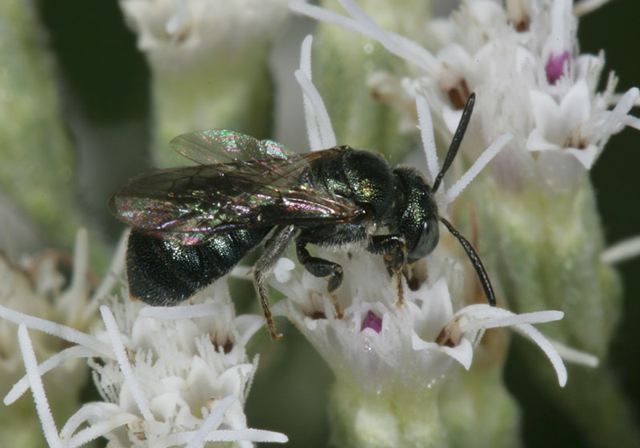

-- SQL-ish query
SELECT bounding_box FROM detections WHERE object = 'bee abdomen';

[126,228,269,306]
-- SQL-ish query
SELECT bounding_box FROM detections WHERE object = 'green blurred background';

[4,0,639,447]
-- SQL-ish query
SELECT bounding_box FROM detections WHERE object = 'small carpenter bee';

[111,93,494,339]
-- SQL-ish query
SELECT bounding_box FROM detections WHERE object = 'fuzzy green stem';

[0,0,81,249]
[440,364,522,448]
[468,171,636,446]
[329,380,448,448]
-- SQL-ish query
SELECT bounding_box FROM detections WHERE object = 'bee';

[111,93,494,339]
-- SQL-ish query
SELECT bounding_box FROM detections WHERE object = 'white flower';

[120,0,289,67]
[0,230,98,416]
[274,35,567,394]
[291,0,640,178]
[1,236,286,447]
[272,249,567,393]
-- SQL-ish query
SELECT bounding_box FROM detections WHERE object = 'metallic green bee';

[111,94,494,339]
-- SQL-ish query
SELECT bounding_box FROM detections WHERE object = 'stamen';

[17,324,63,448]
[415,94,440,182]
[67,413,137,448]
[601,236,640,265]
[60,229,89,317]
[295,36,337,150]
[289,1,438,74]
[605,87,640,133]
[59,402,128,440]
[453,305,567,386]
[5,345,96,405]
[0,304,111,356]
[159,428,288,446]
[446,133,512,204]
[512,323,568,387]
[85,229,129,319]
[574,0,613,17]
[204,428,289,443]
[550,339,599,368]
[186,395,235,448]
[100,305,154,421]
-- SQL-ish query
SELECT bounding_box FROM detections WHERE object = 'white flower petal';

[441,336,474,370]
[527,128,561,152]
[564,144,599,169]
[529,90,567,144]
[559,80,591,129]
[442,107,462,136]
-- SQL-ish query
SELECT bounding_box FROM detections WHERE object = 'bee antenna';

[439,216,496,307]
[432,93,476,193]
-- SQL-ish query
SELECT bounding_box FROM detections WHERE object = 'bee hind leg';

[253,225,297,340]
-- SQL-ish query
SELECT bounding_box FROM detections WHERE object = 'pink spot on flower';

[545,52,570,84]
[361,310,383,333]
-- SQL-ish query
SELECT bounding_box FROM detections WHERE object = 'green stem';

[329,380,448,448]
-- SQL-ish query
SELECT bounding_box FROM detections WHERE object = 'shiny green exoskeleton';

[112,94,495,339]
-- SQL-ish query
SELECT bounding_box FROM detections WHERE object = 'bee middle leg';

[295,238,344,318]
[254,225,297,340]
[367,234,407,304]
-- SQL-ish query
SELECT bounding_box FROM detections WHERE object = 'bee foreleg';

[253,225,296,340]
[367,235,407,305]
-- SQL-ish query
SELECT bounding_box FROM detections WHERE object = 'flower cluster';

[3,2,627,446]
[292,0,639,187]
[1,234,286,447]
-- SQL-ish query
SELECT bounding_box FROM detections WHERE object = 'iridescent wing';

[168,129,319,191]
[169,129,292,165]
[111,139,364,246]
